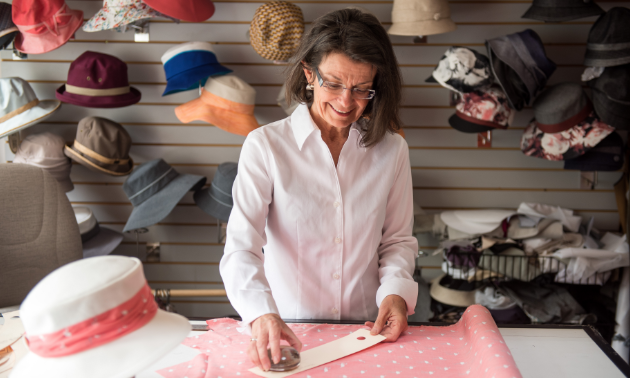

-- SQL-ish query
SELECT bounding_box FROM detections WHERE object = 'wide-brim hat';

[141,0,215,22]
[56,85,141,109]
[65,145,134,176]
[522,0,603,22]
[430,274,476,307]
[83,0,163,32]
[74,206,124,258]
[441,209,516,234]
[13,7,83,55]
[564,131,624,171]
[388,18,456,37]
[0,100,60,139]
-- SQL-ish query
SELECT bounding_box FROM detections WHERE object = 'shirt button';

[332,308,339,314]
[333,201,340,208]
[333,273,340,280]
[334,237,341,244]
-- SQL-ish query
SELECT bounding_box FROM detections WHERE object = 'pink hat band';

[25,284,157,358]
[16,3,74,36]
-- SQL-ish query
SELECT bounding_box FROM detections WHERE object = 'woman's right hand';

[248,313,302,371]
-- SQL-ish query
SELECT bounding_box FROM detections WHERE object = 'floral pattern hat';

[426,47,493,94]
[521,82,614,161]
[449,84,514,133]
[83,0,163,32]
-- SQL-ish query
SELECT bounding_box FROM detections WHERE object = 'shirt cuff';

[376,278,419,316]
[237,289,280,327]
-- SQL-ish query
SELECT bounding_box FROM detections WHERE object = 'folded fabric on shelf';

[507,216,563,240]
[517,202,582,232]
[475,286,516,310]
[500,281,586,323]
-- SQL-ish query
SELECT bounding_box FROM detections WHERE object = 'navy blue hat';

[564,132,624,172]
[161,42,232,96]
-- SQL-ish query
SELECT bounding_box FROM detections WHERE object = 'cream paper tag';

[0,312,24,350]
[249,328,385,378]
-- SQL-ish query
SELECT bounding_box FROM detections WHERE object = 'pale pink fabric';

[26,284,157,358]
[157,305,522,378]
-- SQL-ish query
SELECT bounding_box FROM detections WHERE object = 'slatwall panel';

[2,0,629,318]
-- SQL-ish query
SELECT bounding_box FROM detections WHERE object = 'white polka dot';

[428,373,433,375]
[482,322,486,324]
[188,365,193,368]
[432,347,436,350]
[361,371,365,374]
[413,340,417,343]
[319,339,323,341]
[168,370,173,372]
[377,365,381,368]
[341,363,345,367]
[192,345,197,347]
[388,350,392,353]
[400,345,404,348]
[454,353,458,356]
[418,351,423,354]
[438,357,443,360]
[393,361,397,364]
[488,344,492,348]
[424,361,429,364]
[460,362,465,365]
[447,343,451,345]
[495,354,500,357]
[396,372,400,375]
[374,354,378,357]
[427,337,431,340]
[444,368,448,371]
[460,338,464,340]
[486,368,488,372]
[504,365,509,368]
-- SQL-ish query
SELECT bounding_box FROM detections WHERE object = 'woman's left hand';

[364,294,408,342]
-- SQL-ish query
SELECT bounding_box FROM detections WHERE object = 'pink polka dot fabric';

[157,305,522,378]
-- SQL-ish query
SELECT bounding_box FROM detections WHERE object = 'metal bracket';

[7,133,21,154]
[146,242,161,262]
[133,21,150,42]
[477,131,492,148]
[12,49,27,60]
[580,171,597,190]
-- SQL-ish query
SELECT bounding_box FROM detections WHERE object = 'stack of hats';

[0,2,17,50]
[388,0,457,37]
[426,47,515,133]
[161,42,232,96]
[250,1,304,62]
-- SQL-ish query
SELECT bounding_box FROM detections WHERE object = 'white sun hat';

[10,256,190,378]
[440,209,516,235]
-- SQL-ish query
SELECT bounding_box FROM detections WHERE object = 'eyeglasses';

[314,67,376,100]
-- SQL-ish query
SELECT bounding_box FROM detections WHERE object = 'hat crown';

[392,0,450,21]
[20,256,146,335]
[534,83,589,125]
[123,158,179,206]
[12,0,65,25]
[205,74,256,105]
[456,85,513,127]
[213,162,238,193]
[588,7,630,45]
[67,51,130,90]
[0,77,39,118]
[161,41,216,63]
[76,116,132,160]
[14,132,66,162]
[250,1,304,61]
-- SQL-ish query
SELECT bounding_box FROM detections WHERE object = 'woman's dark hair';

[285,9,402,147]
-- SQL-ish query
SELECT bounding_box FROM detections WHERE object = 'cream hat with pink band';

[10,256,190,378]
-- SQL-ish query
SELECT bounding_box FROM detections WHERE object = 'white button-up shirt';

[221,104,418,325]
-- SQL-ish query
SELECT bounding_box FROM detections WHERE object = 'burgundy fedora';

[56,51,141,108]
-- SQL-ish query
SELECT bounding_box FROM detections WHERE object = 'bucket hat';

[522,0,603,22]
[250,1,304,61]
[141,0,214,22]
[564,131,624,171]
[56,51,142,108]
[161,42,232,96]
[584,8,630,67]
[426,47,492,94]
[194,162,237,222]
[83,0,163,32]
[13,132,73,193]
[486,29,556,111]
[73,207,124,258]
[175,74,259,136]
[388,0,456,36]
[12,0,83,54]
[588,63,630,129]
[441,209,516,235]
[0,2,18,50]
[122,159,206,232]
[0,78,61,139]
[521,83,614,161]
[64,116,134,176]
[10,256,191,378]
[448,85,514,133]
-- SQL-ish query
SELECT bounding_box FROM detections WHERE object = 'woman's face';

[303,52,376,129]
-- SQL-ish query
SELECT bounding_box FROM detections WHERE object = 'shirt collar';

[291,104,365,151]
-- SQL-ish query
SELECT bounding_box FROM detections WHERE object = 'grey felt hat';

[122,159,206,232]
[522,0,603,23]
[584,7,630,67]
[533,82,592,133]
[588,63,630,130]
[486,29,557,111]
[194,162,237,222]
[73,206,124,258]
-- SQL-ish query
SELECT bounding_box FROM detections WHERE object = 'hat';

[277,83,299,116]
[10,256,190,378]
[12,0,83,54]
[426,47,492,93]
[564,131,624,171]
[175,74,259,136]
[588,63,630,129]
[83,0,164,32]
[486,29,556,111]
[584,8,630,67]
[0,2,18,49]
[250,1,304,61]
[56,51,142,108]
[73,207,124,258]
[0,78,61,139]
[388,0,457,36]
[522,0,603,22]
[448,85,514,133]
[161,42,232,96]
[13,132,73,193]
[122,159,206,232]
[441,210,515,235]
[141,0,214,22]
[64,117,134,176]
[194,162,237,222]
[430,274,477,307]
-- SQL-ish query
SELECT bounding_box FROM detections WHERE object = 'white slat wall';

[2,0,629,318]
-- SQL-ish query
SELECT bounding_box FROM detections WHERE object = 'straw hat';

[388,0,456,37]
[250,1,304,61]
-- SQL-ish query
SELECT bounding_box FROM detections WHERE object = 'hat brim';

[521,4,603,22]
[56,86,142,109]
[0,100,61,139]
[448,113,495,133]
[194,186,232,222]
[441,210,515,234]
[83,226,124,258]
[175,98,260,136]
[425,75,438,83]
[10,310,190,378]
[14,9,83,54]
[83,4,161,32]
[64,145,134,176]
[388,18,457,36]
[123,173,206,232]
[162,65,233,96]
[142,0,215,22]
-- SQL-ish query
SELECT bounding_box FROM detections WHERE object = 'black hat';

[564,132,624,171]
[588,63,630,129]
[522,0,603,22]
[584,7,630,67]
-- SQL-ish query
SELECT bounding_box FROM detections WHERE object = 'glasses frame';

[314,67,376,100]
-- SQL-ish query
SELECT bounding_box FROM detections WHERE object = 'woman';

[221,8,418,371]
